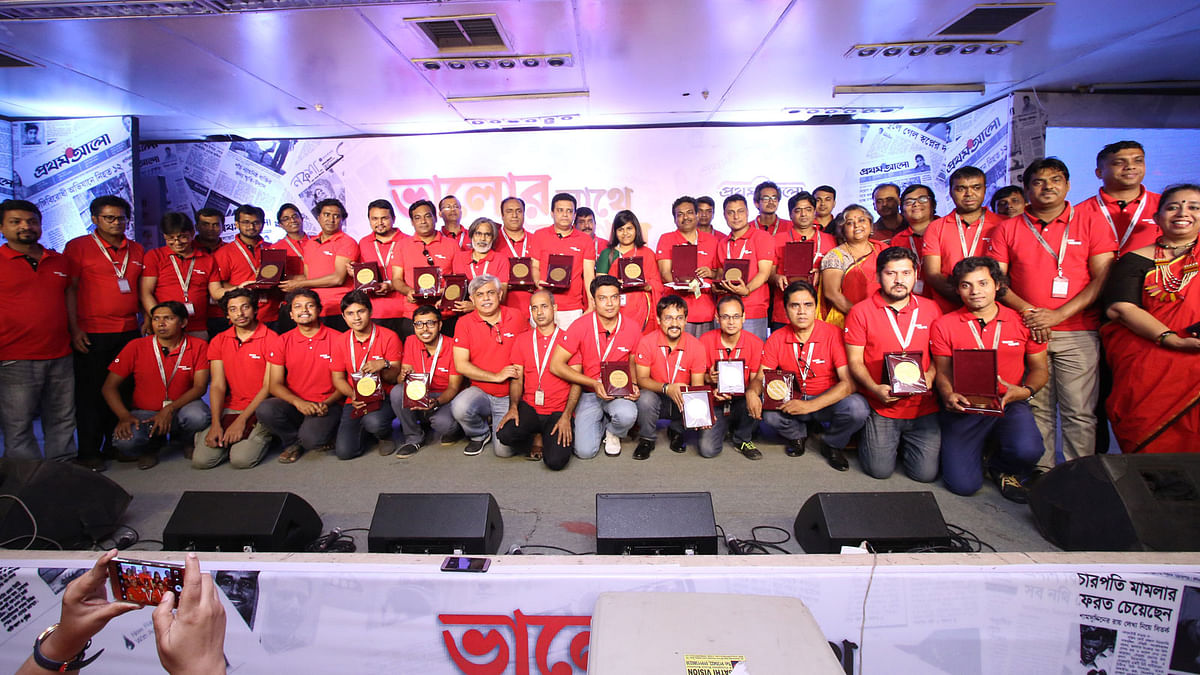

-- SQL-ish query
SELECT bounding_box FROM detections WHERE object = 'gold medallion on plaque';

[356,377,378,397]
[355,268,376,284]
[549,267,568,282]
[608,369,629,389]
[405,379,427,401]
[511,262,530,278]
[893,361,922,385]
[444,285,461,300]
[259,264,279,279]
[417,273,437,290]
[625,263,642,279]
[725,267,743,282]
[766,379,790,401]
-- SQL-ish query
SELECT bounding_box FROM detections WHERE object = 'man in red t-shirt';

[698,295,765,459]
[140,212,215,338]
[450,273,531,457]
[279,199,358,331]
[749,281,868,469]
[633,295,708,459]
[845,247,943,482]
[438,195,471,251]
[496,197,536,312]
[192,287,276,469]
[931,256,1049,503]
[923,166,998,313]
[394,304,464,456]
[752,181,787,237]
[715,194,775,340]
[1076,140,1160,257]
[870,183,904,243]
[356,199,408,336]
[0,199,76,461]
[497,290,581,469]
[210,204,282,330]
[394,199,462,338]
[530,192,597,328]
[257,288,342,463]
[770,191,836,329]
[193,207,229,338]
[102,302,211,470]
[656,196,720,338]
[696,196,724,242]
[329,290,403,460]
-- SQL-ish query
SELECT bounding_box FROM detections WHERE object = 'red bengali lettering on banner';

[388,173,555,221]
[438,610,591,675]
[555,187,634,220]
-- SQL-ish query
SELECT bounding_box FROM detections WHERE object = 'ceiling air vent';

[410,14,508,52]
[937,3,1049,36]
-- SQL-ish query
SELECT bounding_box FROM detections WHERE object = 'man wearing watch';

[632,295,708,460]
[394,304,464,457]
[931,256,1049,504]
[328,290,402,460]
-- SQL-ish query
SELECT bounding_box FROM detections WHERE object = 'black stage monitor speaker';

[1028,453,1200,551]
[163,491,322,552]
[368,493,503,554]
[0,459,131,549]
[595,492,718,555]
[795,491,951,554]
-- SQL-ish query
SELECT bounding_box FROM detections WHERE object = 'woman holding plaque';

[596,210,663,334]
[820,205,885,327]
[1101,184,1200,453]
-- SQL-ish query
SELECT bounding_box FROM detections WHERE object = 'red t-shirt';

[930,305,1047,395]
[207,323,275,410]
[356,232,407,320]
[396,232,458,318]
[402,334,457,392]
[0,245,72,360]
[142,247,216,332]
[441,226,471,251]
[699,329,764,391]
[329,325,403,401]
[987,204,1118,331]
[452,307,530,396]
[561,311,642,381]
[302,231,359,317]
[921,210,999,313]
[760,320,846,397]
[109,335,209,411]
[266,325,338,402]
[655,230,720,323]
[513,327,572,414]
[888,227,932,299]
[494,228,535,311]
[715,227,775,319]
[634,331,707,385]
[771,227,836,324]
[843,292,942,419]
[529,226,597,312]
[452,248,511,287]
[754,214,788,238]
[213,237,280,323]
[64,234,145,333]
[1074,187,1160,257]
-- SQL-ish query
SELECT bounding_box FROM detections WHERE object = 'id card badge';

[184,302,196,316]
[534,389,545,406]
[913,279,925,294]
[1051,275,1070,299]
[117,278,132,294]
[619,294,628,306]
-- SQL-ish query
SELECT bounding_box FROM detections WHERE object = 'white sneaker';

[603,431,622,456]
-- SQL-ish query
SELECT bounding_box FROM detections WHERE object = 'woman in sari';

[596,209,662,334]
[1102,184,1200,453]
[819,204,886,327]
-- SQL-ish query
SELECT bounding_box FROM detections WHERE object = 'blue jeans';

[0,356,76,460]
[334,401,395,460]
[859,411,941,482]
[635,391,684,443]
[449,386,514,457]
[763,393,870,449]
[698,396,758,458]
[742,318,769,341]
[255,398,340,451]
[111,400,211,457]
[391,388,460,446]
[685,321,714,339]
[940,401,1044,496]
[573,393,637,459]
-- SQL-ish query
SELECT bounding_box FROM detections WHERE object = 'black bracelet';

[1157,330,1176,346]
[33,624,104,671]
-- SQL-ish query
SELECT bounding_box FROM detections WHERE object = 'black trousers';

[497,400,572,470]
[74,330,138,460]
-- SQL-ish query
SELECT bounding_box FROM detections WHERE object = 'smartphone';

[109,557,185,606]
[440,556,490,573]
[1186,321,1200,338]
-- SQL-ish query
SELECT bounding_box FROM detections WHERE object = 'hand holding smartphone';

[440,556,490,572]
[109,557,185,606]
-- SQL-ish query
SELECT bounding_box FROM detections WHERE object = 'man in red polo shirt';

[696,196,724,242]
[438,195,471,251]
[771,191,836,330]
[194,207,228,337]
[141,212,215,339]
[698,295,765,459]
[257,289,342,464]
[496,196,536,312]
[890,184,937,300]
[751,182,787,237]
[102,302,211,470]
[923,166,997,313]
[845,246,943,482]
[813,186,839,235]
[267,202,311,334]
[1077,140,1160,257]
[633,295,708,460]
[192,288,275,469]
[574,207,602,256]
[356,199,407,336]
[450,273,530,457]
[452,217,511,313]
[66,195,145,471]
[988,157,1117,465]
[210,204,283,329]
[657,196,720,338]
[497,290,581,469]
[870,183,904,242]
[932,256,1049,503]
[531,192,596,329]
[716,194,775,340]
[393,305,464,457]
[328,290,402,459]
[282,198,358,331]
[394,199,460,338]
[749,280,869,469]
[0,199,76,461]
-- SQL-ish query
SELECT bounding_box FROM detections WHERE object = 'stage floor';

[91,428,1060,556]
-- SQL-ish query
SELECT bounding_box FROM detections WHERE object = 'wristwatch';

[33,624,104,671]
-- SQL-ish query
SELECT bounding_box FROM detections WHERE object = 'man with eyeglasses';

[870,183,904,243]
[65,195,146,471]
[266,203,309,333]
[438,195,471,251]
[890,184,938,300]
[328,290,402,459]
[752,181,787,237]
[394,199,460,338]
[632,295,708,460]
[356,199,408,336]
[279,198,358,332]
[531,192,596,329]
[657,196,720,338]
[923,166,998,313]
[549,275,642,459]
[394,305,464,457]
[450,273,530,457]
[699,295,764,459]
[141,213,215,341]
[496,197,535,312]
[211,204,282,329]
[716,194,775,340]
[453,218,510,314]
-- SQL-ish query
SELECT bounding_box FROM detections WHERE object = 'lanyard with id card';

[91,233,132,294]
[1023,207,1074,299]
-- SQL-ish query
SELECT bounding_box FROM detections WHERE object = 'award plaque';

[544,254,574,292]
[439,273,467,312]
[884,351,928,396]
[762,370,795,411]
[350,261,382,293]
[219,413,256,444]
[680,386,715,429]
[720,259,752,287]
[716,359,746,395]
[508,256,536,290]
[402,373,434,410]
[351,372,383,418]
[618,256,646,291]
[953,349,1003,415]
[413,266,443,303]
[250,248,287,289]
[670,244,698,285]
[781,240,816,281]
[601,360,634,398]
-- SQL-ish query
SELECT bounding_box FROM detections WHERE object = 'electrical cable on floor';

[507,544,592,555]
[0,494,61,550]
[719,524,793,555]
[306,528,357,552]
[903,524,995,553]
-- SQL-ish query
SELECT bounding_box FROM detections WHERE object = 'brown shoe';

[277,444,303,464]
[137,453,159,470]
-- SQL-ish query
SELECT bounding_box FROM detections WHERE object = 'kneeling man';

[393,305,464,457]
[632,295,708,460]
[329,290,402,459]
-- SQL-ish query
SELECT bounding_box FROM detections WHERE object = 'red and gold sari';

[823,241,884,327]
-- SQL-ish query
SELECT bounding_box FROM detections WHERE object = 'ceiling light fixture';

[934,44,957,55]
[960,44,981,55]
[882,47,903,57]
[856,47,878,57]
[497,59,515,69]
[447,61,466,70]
[522,58,540,67]
[472,60,491,69]
[832,83,985,96]
[908,46,928,56]
[985,44,1008,55]
[847,40,1018,58]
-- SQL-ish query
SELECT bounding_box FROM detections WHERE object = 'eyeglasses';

[280,215,302,223]
[413,320,440,329]
[718,314,743,321]
[902,196,931,206]
[98,215,129,225]
[759,196,779,203]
